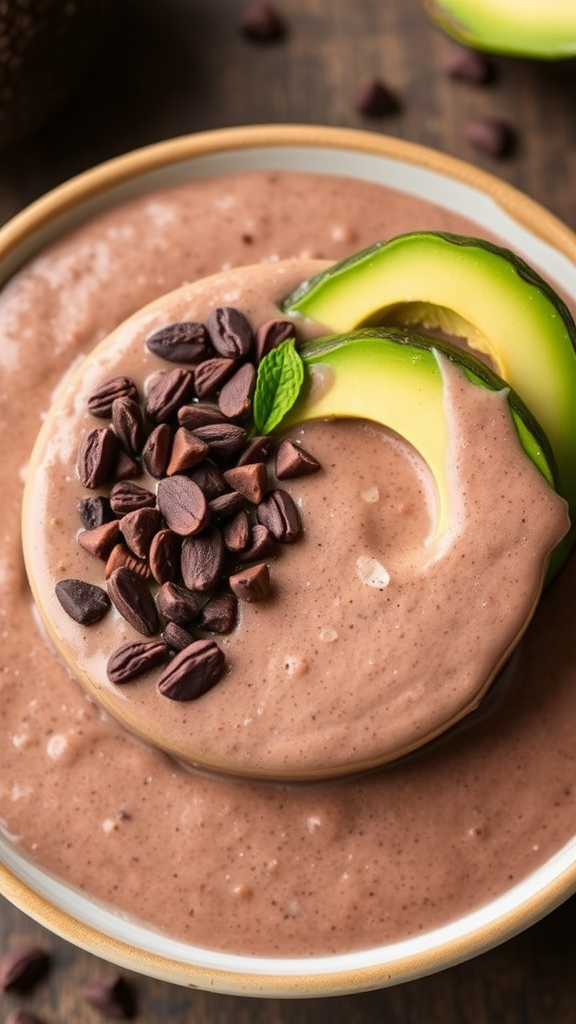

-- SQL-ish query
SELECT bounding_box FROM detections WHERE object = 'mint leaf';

[253,338,304,434]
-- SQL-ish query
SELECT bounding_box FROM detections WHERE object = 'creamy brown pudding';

[23,262,567,778]
[1,170,576,957]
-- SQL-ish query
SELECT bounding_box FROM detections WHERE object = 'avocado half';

[283,231,576,568]
[288,326,556,544]
[424,0,576,58]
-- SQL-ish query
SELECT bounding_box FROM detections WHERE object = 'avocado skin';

[283,231,576,575]
[424,0,576,58]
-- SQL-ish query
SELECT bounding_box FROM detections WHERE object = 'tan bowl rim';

[2,122,576,998]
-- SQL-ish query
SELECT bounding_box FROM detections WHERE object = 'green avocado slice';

[287,327,557,545]
[283,231,576,565]
[424,0,576,58]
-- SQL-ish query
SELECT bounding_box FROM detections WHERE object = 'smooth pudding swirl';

[22,259,568,780]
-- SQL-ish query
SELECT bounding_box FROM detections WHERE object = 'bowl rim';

[2,122,576,998]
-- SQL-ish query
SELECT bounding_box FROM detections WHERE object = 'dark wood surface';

[1,1,575,1020]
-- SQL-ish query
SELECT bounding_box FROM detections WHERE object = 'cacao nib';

[141,422,172,479]
[81,972,136,1019]
[207,306,254,359]
[177,403,227,430]
[218,361,256,420]
[193,421,247,457]
[77,519,121,560]
[257,488,303,542]
[156,581,202,624]
[77,426,118,488]
[255,317,295,360]
[55,579,111,625]
[120,507,162,559]
[107,640,169,684]
[194,356,236,397]
[0,944,50,993]
[223,461,267,503]
[197,591,239,634]
[107,566,159,636]
[149,528,181,584]
[110,481,156,515]
[146,320,211,363]
[77,495,113,530]
[162,620,196,652]
[181,526,226,592]
[87,375,138,418]
[145,367,194,422]
[157,475,208,536]
[105,543,153,581]
[157,639,226,700]
[112,396,146,456]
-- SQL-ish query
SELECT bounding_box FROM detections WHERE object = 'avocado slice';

[287,327,557,544]
[283,231,576,566]
[424,0,576,58]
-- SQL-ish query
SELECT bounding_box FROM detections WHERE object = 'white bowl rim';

[2,122,576,998]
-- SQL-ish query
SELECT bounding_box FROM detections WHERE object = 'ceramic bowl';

[1,124,576,998]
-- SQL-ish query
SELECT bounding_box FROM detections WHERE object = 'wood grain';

[1,0,575,1020]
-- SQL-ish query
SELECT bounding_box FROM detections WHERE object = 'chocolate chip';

[77,495,113,530]
[0,944,50,993]
[77,519,121,560]
[141,422,172,479]
[107,639,169,684]
[355,76,400,117]
[236,434,275,466]
[157,475,209,536]
[157,638,226,700]
[87,376,138,418]
[112,396,146,456]
[447,46,495,84]
[81,972,136,1019]
[157,581,202,624]
[77,426,118,488]
[166,426,209,475]
[218,361,257,420]
[110,481,156,515]
[194,356,236,397]
[240,1,286,42]
[465,116,515,157]
[275,438,321,479]
[223,461,268,503]
[146,321,211,363]
[207,306,254,359]
[55,578,111,625]
[107,566,159,636]
[145,367,194,422]
[197,591,239,634]
[229,562,271,602]
[255,318,295,360]
[257,488,302,542]
[120,507,162,559]
[181,526,226,592]
[149,528,181,584]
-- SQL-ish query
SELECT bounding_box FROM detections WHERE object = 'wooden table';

[1,0,575,1020]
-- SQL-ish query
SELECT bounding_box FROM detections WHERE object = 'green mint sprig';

[253,337,304,434]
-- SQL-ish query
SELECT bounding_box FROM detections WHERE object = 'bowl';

[1,124,576,998]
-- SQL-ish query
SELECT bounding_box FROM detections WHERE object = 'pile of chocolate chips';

[55,306,320,702]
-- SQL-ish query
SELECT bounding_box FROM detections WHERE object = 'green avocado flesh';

[287,327,556,544]
[424,0,576,58]
[283,231,576,565]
